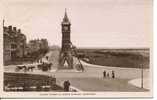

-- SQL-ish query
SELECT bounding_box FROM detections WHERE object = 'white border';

[153,0,157,100]
[0,0,155,99]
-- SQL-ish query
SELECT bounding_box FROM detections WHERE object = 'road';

[4,49,150,92]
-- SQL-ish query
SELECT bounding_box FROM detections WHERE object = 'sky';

[2,0,153,48]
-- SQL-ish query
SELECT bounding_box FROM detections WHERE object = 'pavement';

[4,49,150,92]
[128,77,150,90]
[56,77,148,92]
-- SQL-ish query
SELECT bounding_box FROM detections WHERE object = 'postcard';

[0,0,153,98]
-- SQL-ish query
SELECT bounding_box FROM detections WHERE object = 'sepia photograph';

[1,0,153,98]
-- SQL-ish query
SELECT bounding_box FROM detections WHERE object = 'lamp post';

[141,64,144,88]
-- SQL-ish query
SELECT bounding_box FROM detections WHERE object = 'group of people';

[103,70,115,78]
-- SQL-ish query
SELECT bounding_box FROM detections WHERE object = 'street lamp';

[141,64,144,88]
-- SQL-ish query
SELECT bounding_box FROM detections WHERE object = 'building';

[61,10,71,52]
[3,25,27,64]
[27,39,49,55]
[59,9,73,69]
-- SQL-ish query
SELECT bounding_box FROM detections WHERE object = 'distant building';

[3,25,27,63]
[27,39,49,54]
[27,39,41,54]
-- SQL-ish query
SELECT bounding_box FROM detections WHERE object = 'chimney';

[8,25,12,32]
[13,27,17,32]
[18,29,21,33]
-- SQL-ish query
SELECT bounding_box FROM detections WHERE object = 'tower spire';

[65,8,67,15]
[63,8,69,22]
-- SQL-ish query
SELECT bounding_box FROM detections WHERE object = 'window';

[11,44,17,49]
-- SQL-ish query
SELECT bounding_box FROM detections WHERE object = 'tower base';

[59,51,73,69]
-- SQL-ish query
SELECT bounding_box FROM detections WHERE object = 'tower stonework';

[59,9,73,69]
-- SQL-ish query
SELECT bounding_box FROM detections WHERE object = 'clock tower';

[59,9,73,69]
[61,9,71,52]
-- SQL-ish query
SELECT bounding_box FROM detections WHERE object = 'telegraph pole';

[141,64,144,88]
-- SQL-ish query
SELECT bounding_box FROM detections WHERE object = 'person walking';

[63,80,71,92]
[66,80,70,91]
[107,72,110,78]
[112,70,115,78]
[103,70,106,78]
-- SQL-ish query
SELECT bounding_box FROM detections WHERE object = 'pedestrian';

[107,72,110,77]
[112,70,115,78]
[63,80,67,91]
[46,56,49,60]
[63,80,71,92]
[66,80,70,91]
[103,70,106,78]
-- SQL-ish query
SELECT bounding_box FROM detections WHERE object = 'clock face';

[63,26,68,31]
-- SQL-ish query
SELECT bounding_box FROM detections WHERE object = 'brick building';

[3,25,27,64]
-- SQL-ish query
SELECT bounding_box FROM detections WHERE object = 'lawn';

[77,48,149,68]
